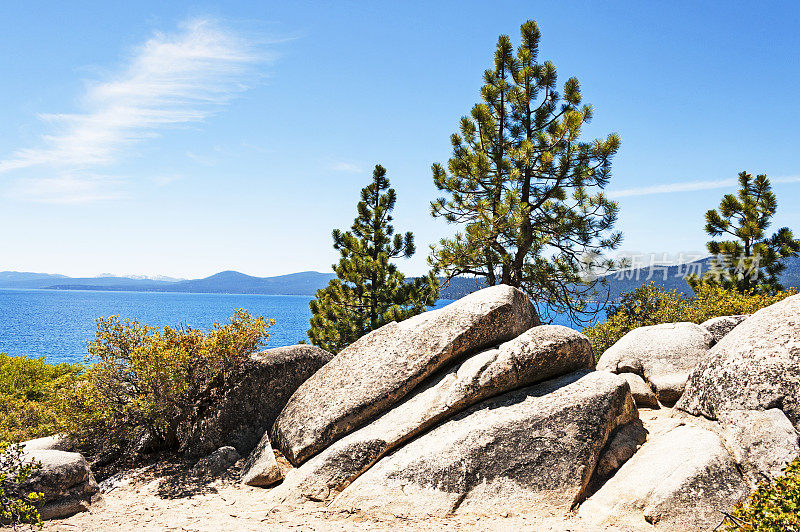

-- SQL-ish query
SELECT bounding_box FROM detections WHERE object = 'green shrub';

[0,442,43,527]
[583,282,796,356]
[61,309,272,460]
[0,354,83,443]
[684,279,796,323]
[726,455,800,531]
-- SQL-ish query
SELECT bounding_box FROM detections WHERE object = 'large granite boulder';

[593,420,648,479]
[331,370,637,517]
[718,409,800,486]
[271,325,593,503]
[191,446,240,477]
[618,372,659,409]
[178,344,333,457]
[578,424,750,530]
[21,449,99,520]
[241,433,283,487]
[272,285,537,465]
[701,314,748,343]
[597,322,714,404]
[20,435,69,452]
[677,294,800,429]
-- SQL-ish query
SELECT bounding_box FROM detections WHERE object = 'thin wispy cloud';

[608,175,800,198]
[186,150,217,166]
[1,18,265,202]
[152,174,184,187]
[8,173,126,204]
[330,161,363,173]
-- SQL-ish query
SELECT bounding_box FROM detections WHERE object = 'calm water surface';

[0,288,599,365]
[0,289,455,364]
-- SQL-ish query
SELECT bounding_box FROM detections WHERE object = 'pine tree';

[688,171,800,294]
[429,20,622,324]
[308,165,439,353]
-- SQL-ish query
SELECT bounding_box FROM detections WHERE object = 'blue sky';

[1,1,798,278]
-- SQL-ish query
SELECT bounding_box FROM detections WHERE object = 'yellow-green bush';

[0,354,83,443]
[583,281,797,356]
[726,455,800,531]
[0,442,43,527]
[684,279,797,323]
[61,309,272,459]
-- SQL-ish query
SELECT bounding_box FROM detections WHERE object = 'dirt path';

[39,407,679,531]
[41,469,595,532]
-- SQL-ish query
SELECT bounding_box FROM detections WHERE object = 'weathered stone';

[192,446,240,477]
[272,325,593,503]
[178,344,333,457]
[578,424,749,530]
[597,322,713,405]
[37,480,100,520]
[619,372,659,409]
[20,435,68,451]
[594,420,648,478]
[21,449,99,520]
[718,409,800,485]
[648,373,687,405]
[331,370,636,518]
[241,433,283,487]
[677,294,800,429]
[272,285,537,465]
[701,314,749,343]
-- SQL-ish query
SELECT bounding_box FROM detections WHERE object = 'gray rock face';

[597,322,713,405]
[677,294,800,429]
[20,435,68,451]
[192,446,240,477]
[272,325,593,503]
[718,409,800,485]
[272,285,537,465]
[241,433,283,487]
[178,344,333,457]
[21,449,99,520]
[701,314,749,343]
[594,420,648,478]
[618,372,659,409]
[331,370,636,518]
[578,424,750,530]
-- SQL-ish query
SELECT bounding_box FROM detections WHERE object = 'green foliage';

[684,279,796,323]
[583,283,689,355]
[61,309,272,458]
[429,20,622,325]
[0,354,83,443]
[0,442,43,527]
[689,171,800,294]
[583,282,796,355]
[0,354,83,402]
[309,164,439,353]
[726,455,800,531]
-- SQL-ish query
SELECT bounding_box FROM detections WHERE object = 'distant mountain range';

[604,255,800,299]
[0,270,337,296]
[2,255,799,301]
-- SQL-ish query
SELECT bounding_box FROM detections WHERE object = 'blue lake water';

[0,289,450,364]
[0,288,601,365]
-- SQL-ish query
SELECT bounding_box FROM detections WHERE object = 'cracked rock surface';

[331,370,637,518]
[271,325,594,504]
[272,285,537,465]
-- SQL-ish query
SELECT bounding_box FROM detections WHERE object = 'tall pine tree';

[429,20,622,324]
[688,171,800,294]
[309,165,439,353]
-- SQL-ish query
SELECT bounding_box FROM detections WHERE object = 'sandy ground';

[37,407,681,532]
[40,469,596,532]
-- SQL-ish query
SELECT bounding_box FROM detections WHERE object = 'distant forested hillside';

[2,255,797,300]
